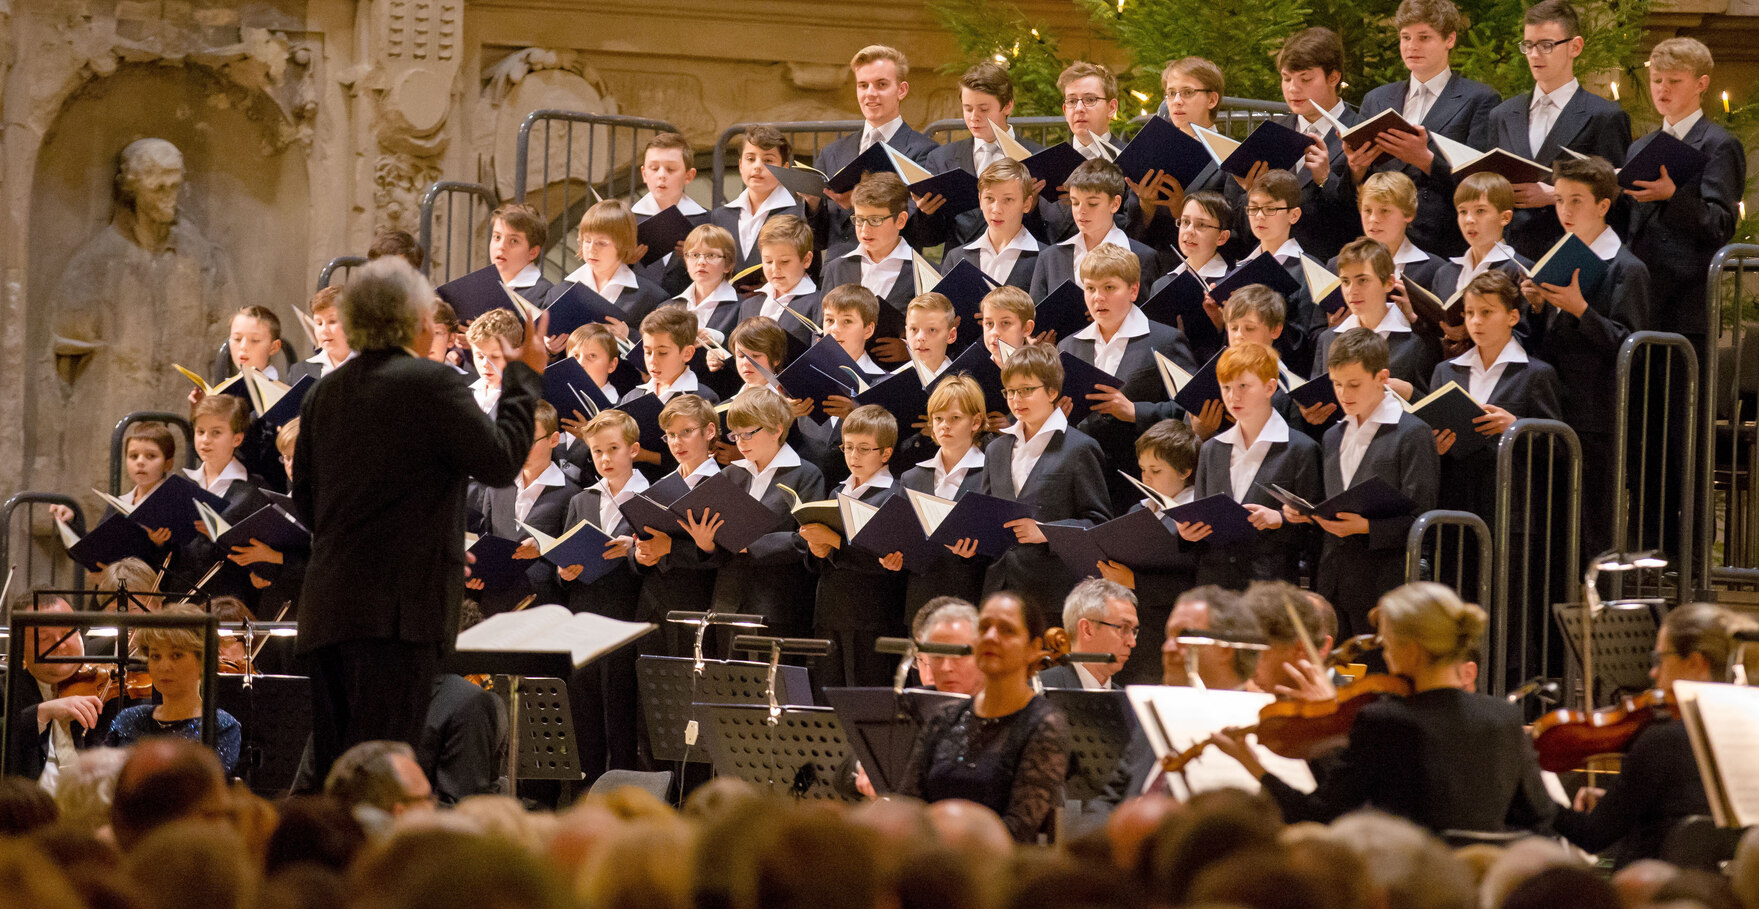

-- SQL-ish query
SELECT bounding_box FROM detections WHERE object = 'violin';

[1529,688,1677,773]
[1159,673,1414,773]
[56,664,120,702]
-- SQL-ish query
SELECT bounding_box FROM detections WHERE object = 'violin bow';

[248,603,291,664]
[1283,591,1326,671]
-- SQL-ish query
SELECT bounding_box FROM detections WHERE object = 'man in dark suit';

[294,257,546,782]
[1341,0,1502,257]
[1038,578,1138,690]
[814,45,940,257]
[1488,0,1632,260]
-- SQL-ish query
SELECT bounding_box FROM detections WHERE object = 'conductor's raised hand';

[500,308,552,375]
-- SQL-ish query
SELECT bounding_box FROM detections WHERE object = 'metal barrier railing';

[924,115,1075,150]
[1494,419,1583,698]
[317,255,366,291]
[110,412,196,497]
[1611,331,1699,606]
[1,494,86,596]
[711,120,867,208]
[1700,244,1759,591]
[512,110,682,285]
[418,181,500,285]
[922,97,1290,149]
[1404,508,1494,691]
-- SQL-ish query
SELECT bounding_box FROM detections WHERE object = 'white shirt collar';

[1002,406,1069,444]
[676,280,740,308]
[727,184,798,215]
[1408,69,1451,101]
[505,262,543,289]
[843,469,896,499]
[631,193,707,217]
[966,228,1040,256]
[519,461,568,494]
[590,468,649,501]
[760,274,818,304]
[1346,390,1406,433]
[1451,240,1516,269]
[1250,238,1303,263]
[1062,224,1132,253]
[1073,131,1117,160]
[733,444,804,498]
[679,458,721,488]
[867,116,904,144]
[1392,238,1429,266]
[1451,336,1529,370]
[1175,256,1228,280]
[186,459,249,494]
[855,353,882,375]
[1533,78,1580,112]
[1072,663,1108,690]
[305,349,357,374]
[1074,304,1151,343]
[565,262,641,298]
[1337,302,1413,335]
[843,240,916,267]
[1665,109,1704,140]
[1583,226,1623,261]
[1214,408,1291,447]
[639,368,702,399]
[920,446,987,474]
[1300,100,1349,136]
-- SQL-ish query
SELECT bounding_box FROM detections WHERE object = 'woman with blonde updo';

[1211,582,1555,836]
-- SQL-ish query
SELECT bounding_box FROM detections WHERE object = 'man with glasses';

[1488,0,1631,260]
[1040,578,1139,691]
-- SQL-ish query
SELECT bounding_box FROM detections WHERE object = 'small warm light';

[1011,41,1020,56]
[1340,81,1350,90]
[1741,201,1747,219]
[1131,90,1150,102]
[87,628,118,638]
[1611,80,1619,101]
[270,628,297,637]
[1724,90,1732,113]
[1030,28,1040,39]
[1140,107,1149,117]
[993,53,1007,65]
[1116,0,1125,11]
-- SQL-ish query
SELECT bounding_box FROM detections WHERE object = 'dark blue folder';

[1090,506,1190,572]
[1024,142,1089,200]
[65,515,157,572]
[667,471,786,554]
[1168,349,1225,415]
[1620,131,1709,190]
[1115,115,1214,190]
[437,266,528,324]
[619,492,686,538]
[214,504,310,553]
[854,367,933,425]
[1262,476,1416,521]
[916,490,1038,560]
[544,282,630,338]
[1058,352,1124,424]
[543,357,615,422]
[1141,269,1221,354]
[1038,521,1108,579]
[130,475,231,547]
[931,259,999,328]
[1408,383,1493,458]
[940,342,1008,416]
[1528,233,1609,294]
[1033,280,1091,342]
[539,520,622,585]
[1220,120,1315,178]
[1211,252,1301,303]
[256,375,314,430]
[910,168,981,217]
[823,142,894,194]
[612,392,667,455]
[1163,493,1257,548]
[636,206,695,267]
[847,494,943,570]
[466,535,531,593]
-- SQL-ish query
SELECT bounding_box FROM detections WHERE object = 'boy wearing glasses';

[821,172,917,362]
[1139,58,1237,259]
[632,394,722,656]
[801,404,905,687]
[983,343,1112,622]
[1488,0,1631,260]
[1344,0,1500,258]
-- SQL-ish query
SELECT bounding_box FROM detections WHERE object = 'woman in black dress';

[1211,582,1555,836]
[898,591,1069,843]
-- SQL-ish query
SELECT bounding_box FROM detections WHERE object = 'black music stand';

[440,649,582,791]
[214,674,311,796]
[823,687,967,794]
[1552,600,1662,705]
[702,704,850,800]
[1042,689,1138,801]
[637,656,814,764]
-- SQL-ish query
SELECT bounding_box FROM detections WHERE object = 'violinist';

[898,591,1071,843]
[1244,582,1337,693]
[1551,603,1748,866]
[1209,582,1555,836]
[3,594,119,791]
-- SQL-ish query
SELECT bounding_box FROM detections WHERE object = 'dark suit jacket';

[1349,75,1502,256]
[819,251,917,343]
[941,240,1040,292]
[1317,409,1439,630]
[293,349,539,653]
[1489,87,1632,260]
[416,673,508,806]
[1037,664,1110,690]
[630,470,720,639]
[911,135,1061,249]
[708,456,827,634]
[557,485,644,620]
[815,123,941,254]
[1262,687,1555,834]
[1524,245,1650,435]
[1030,238,1164,304]
[899,461,989,619]
[1058,320,1197,509]
[1311,324,1440,398]
[472,476,582,608]
[4,672,120,781]
[981,425,1112,619]
[1625,119,1744,337]
[1429,355,1564,520]
[1224,106,1363,264]
[708,197,810,272]
[813,481,908,631]
[285,356,330,386]
[1192,427,1323,589]
[1552,717,1708,866]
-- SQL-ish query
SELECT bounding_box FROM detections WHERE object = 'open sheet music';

[1673,680,1759,827]
[455,604,654,669]
[1125,685,1316,800]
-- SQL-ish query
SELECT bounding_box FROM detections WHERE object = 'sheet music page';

[1126,685,1316,799]
[454,604,653,668]
[1675,680,1759,827]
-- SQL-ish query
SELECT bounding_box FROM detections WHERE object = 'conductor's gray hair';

[1062,577,1136,633]
[342,258,434,352]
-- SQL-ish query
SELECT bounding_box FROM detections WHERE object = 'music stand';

[441,649,581,791]
[701,704,850,800]
[1552,600,1661,706]
[1042,689,1137,801]
[636,656,813,764]
[214,674,311,796]
[823,687,968,794]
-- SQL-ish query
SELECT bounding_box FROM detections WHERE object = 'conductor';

[293,257,548,780]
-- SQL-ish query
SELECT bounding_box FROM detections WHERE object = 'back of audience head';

[349,828,572,909]
[1141,787,1282,901]
[53,746,129,834]
[1498,865,1619,909]
[264,795,367,876]
[111,737,230,851]
[123,819,258,909]
[1324,811,1475,909]
[322,740,433,821]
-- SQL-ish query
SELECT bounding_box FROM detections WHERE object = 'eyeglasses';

[725,428,767,443]
[1062,96,1111,110]
[1518,37,1574,55]
[851,215,898,229]
[1092,619,1139,639]
[684,252,726,263]
[1246,205,1291,217]
[839,444,884,456]
[1177,218,1222,232]
[662,425,705,443]
[1165,88,1216,101]
[1001,385,1046,400]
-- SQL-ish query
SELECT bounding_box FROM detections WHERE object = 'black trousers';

[307,638,440,782]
